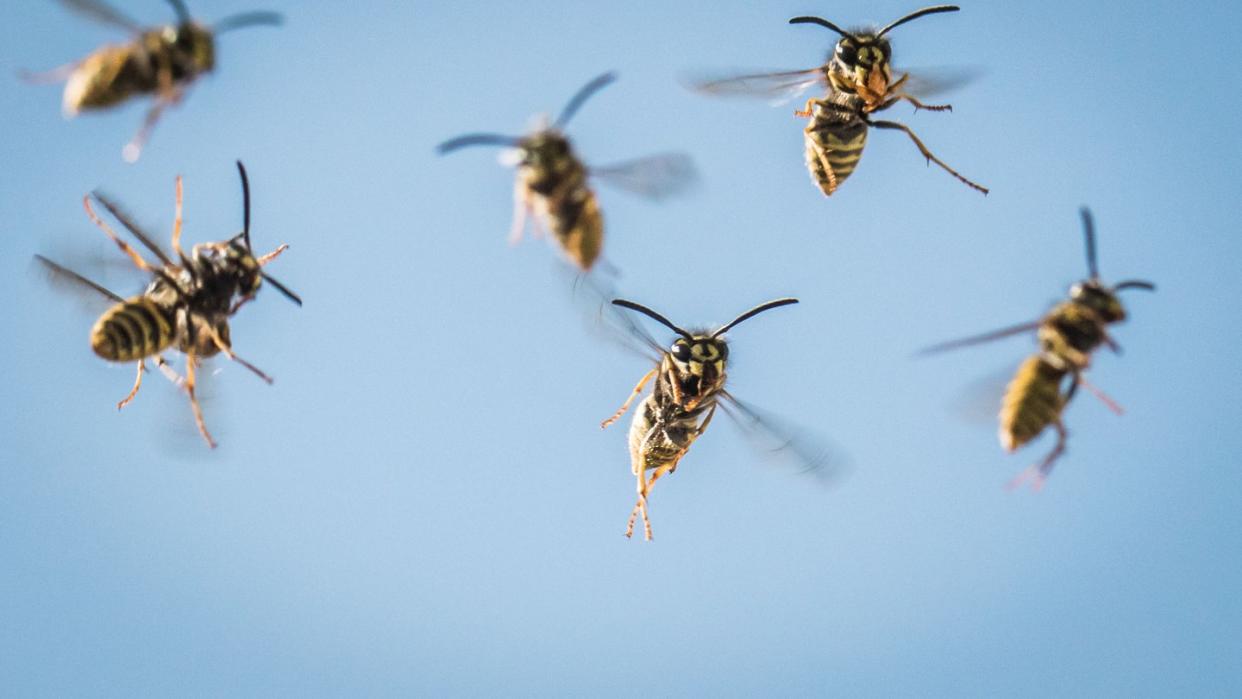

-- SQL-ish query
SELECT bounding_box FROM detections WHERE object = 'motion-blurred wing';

[571,275,662,362]
[916,321,1041,357]
[591,153,698,201]
[685,67,827,105]
[58,0,143,33]
[893,66,982,100]
[90,192,176,267]
[719,390,846,486]
[34,254,125,314]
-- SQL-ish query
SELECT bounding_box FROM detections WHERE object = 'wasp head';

[666,336,729,409]
[1070,280,1126,323]
[828,34,893,97]
[191,238,261,306]
[161,21,216,77]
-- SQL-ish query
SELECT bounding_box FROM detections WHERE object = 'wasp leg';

[1007,420,1068,492]
[601,368,656,429]
[83,196,160,273]
[184,349,217,448]
[155,355,184,388]
[123,72,182,163]
[794,98,817,119]
[171,175,187,260]
[806,134,840,195]
[257,244,290,266]
[207,325,274,384]
[1077,374,1125,416]
[117,359,147,410]
[508,181,534,245]
[866,118,989,194]
[892,93,952,112]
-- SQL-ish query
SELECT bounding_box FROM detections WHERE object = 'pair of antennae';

[160,0,281,32]
[234,161,302,306]
[1078,207,1155,293]
[789,4,959,40]
[435,72,618,155]
[612,298,799,341]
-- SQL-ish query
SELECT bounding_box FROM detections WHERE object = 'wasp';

[600,296,830,540]
[36,161,301,447]
[25,0,282,162]
[918,209,1154,489]
[691,5,986,196]
[436,72,696,272]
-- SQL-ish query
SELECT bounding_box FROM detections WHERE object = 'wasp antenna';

[877,5,960,37]
[166,0,192,24]
[214,11,283,33]
[261,272,302,306]
[1114,280,1156,292]
[436,133,521,155]
[788,16,854,39]
[712,298,799,338]
[236,161,252,251]
[554,72,618,129]
[612,299,693,340]
[1079,207,1098,279]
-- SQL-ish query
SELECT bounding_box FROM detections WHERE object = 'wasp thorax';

[192,240,262,301]
[1070,281,1126,322]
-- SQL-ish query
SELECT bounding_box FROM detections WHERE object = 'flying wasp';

[600,296,829,540]
[918,209,1154,489]
[436,72,696,272]
[691,5,986,196]
[36,161,301,448]
[24,0,282,162]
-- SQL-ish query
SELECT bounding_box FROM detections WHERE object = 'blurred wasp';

[918,209,1154,489]
[24,0,282,162]
[600,296,830,540]
[437,72,696,272]
[691,5,986,196]
[36,161,301,447]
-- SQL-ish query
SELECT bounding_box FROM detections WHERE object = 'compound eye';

[717,343,729,360]
[835,41,858,65]
[671,343,692,362]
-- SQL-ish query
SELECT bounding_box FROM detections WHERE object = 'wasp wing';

[58,0,144,33]
[718,390,846,486]
[33,253,128,318]
[590,153,698,201]
[915,320,1041,357]
[684,67,827,105]
[570,274,663,362]
[890,66,983,100]
[90,192,177,267]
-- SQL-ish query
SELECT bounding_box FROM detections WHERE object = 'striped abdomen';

[90,296,177,362]
[545,185,603,271]
[64,43,158,115]
[627,394,714,475]
[999,355,1068,452]
[804,97,869,196]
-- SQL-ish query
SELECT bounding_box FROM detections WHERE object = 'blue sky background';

[1,1,1240,695]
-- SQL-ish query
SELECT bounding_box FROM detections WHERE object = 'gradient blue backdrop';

[1,1,1240,696]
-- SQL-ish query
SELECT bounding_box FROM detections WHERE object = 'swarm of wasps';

[30,4,1155,540]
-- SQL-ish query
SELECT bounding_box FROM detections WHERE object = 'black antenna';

[877,5,960,37]
[612,299,693,340]
[436,133,521,155]
[236,160,252,250]
[261,272,302,306]
[1114,280,1156,292]
[214,11,283,33]
[166,0,191,24]
[712,298,799,338]
[788,16,855,39]
[554,72,617,129]
[1080,207,1098,279]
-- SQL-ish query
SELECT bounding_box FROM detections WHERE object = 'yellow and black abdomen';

[547,184,603,271]
[999,355,1068,452]
[63,44,157,115]
[90,296,176,362]
[804,98,869,196]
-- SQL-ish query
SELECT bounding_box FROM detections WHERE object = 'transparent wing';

[58,0,143,33]
[590,153,698,201]
[719,390,847,486]
[90,192,176,267]
[33,253,130,317]
[915,320,1041,357]
[684,67,827,105]
[891,66,983,100]
[570,273,662,362]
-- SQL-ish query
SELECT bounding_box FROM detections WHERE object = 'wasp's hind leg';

[867,118,988,194]
[1007,421,1067,492]
[207,325,274,384]
[117,359,148,410]
[183,349,217,448]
